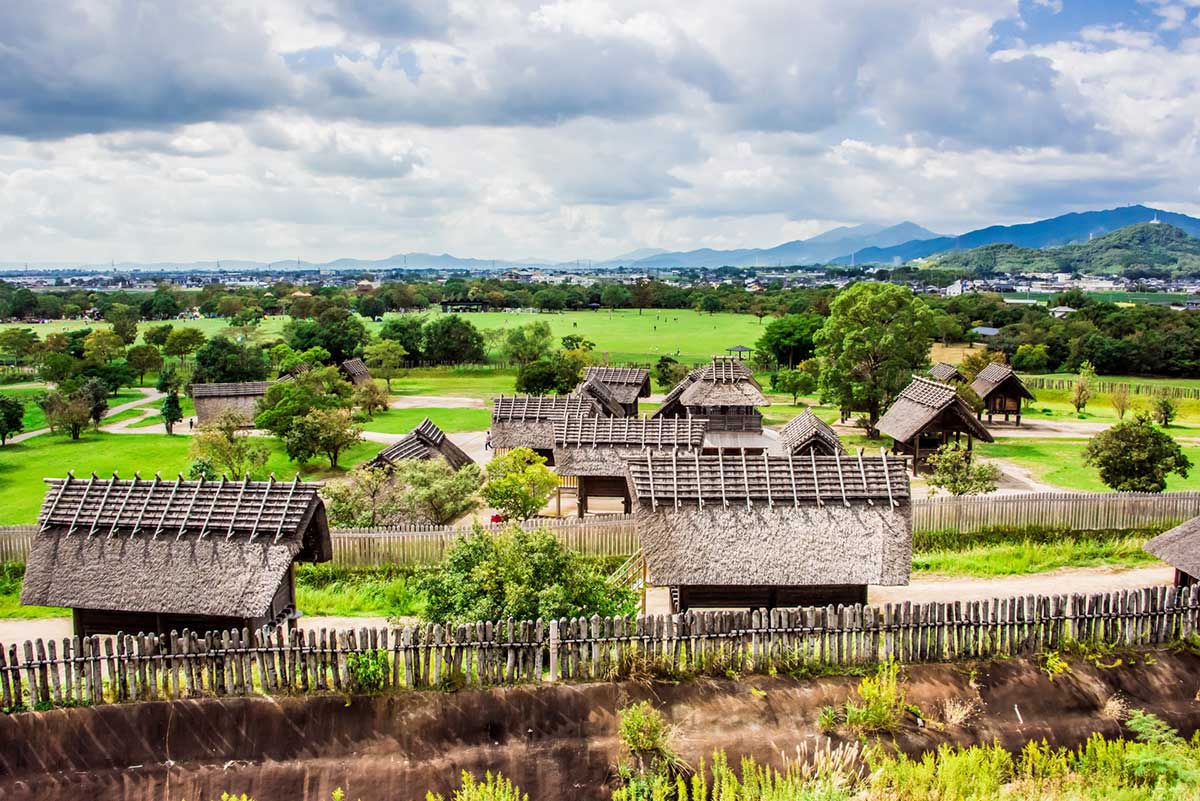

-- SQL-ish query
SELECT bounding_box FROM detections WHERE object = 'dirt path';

[389,394,486,409]
[8,387,164,443]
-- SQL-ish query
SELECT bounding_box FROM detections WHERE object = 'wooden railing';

[2,492,1196,567]
[2,584,1196,710]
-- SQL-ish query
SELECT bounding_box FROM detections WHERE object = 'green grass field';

[1001,290,1190,304]
[977,438,1200,493]
[359,407,491,435]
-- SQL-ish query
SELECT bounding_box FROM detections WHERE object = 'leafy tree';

[39,352,78,385]
[143,323,174,348]
[163,327,207,363]
[353,380,390,418]
[600,284,633,309]
[284,307,367,364]
[126,344,163,385]
[0,395,24,445]
[697,295,723,315]
[1154,393,1178,427]
[83,329,125,363]
[216,295,244,319]
[394,459,483,525]
[423,315,486,364]
[959,349,1007,381]
[104,303,139,345]
[501,321,555,366]
[0,328,39,364]
[321,465,406,527]
[1111,384,1131,420]
[652,355,690,390]
[269,343,330,374]
[144,287,182,320]
[481,447,559,521]
[379,315,426,361]
[1071,361,1094,414]
[515,350,588,395]
[363,339,407,390]
[561,334,595,352]
[39,391,92,440]
[76,377,110,425]
[284,407,362,468]
[925,445,1001,496]
[161,390,183,435]
[230,305,264,328]
[192,335,268,384]
[815,283,935,437]
[772,365,817,405]
[533,287,567,311]
[417,526,636,624]
[189,408,271,480]
[1011,343,1049,373]
[255,366,353,440]
[755,313,824,369]
[1084,413,1191,492]
[156,363,182,393]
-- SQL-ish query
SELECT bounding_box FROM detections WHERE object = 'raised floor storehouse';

[190,381,274,425]
[970,362,1034,426]
[877,376,993,475]
[626,452,912,611]
[371,418,474,471]
[21,474,332,636]
[581,367,651,416]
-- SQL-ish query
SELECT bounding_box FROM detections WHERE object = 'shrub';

[425,771,528,801]
[843,660,915,734]
[345,649,389,695]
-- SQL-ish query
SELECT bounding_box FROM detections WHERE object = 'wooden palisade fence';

[1021,375,1200,400]
[3,584,1198,711]
[1,492,1199,566]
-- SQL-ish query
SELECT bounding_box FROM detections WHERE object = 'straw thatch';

[779,410,845,456]
[189,381,275,398]
[877,376,993,444]
[929,362,964,383]
[655,357,768,417]
[575,375,627,417]
[340,357,373,386]
[970,362,1034,402]
[625,453,911,587]
[583,367,651,405]
[490,394,602,450]
[553,416,707,476]
[372,418,474,471]
[189,381,275,425]
[21,474,331,619]
[1144,516,1200,579]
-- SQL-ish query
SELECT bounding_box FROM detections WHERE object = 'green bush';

[345,649,389,695]
[417,525,636,624]
[295,564,426,619]
[425,771,528,801]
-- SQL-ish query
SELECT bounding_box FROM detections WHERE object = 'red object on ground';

[490,513,505,524]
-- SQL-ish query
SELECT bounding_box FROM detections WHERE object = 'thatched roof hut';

[583,367,651,415]
[1144,517,1200,586]
[929,362,965,383]
[339,357,373,386]
[654,358,768,433]
[779,410,845,456]
[575,374,627,417]
[21,473,332,636]
[970,362,1034,425]
[189,381,274,426]
[625,452,912,610]
[371,418,474,472]
[490,394,603,458]
[877,376,993,475]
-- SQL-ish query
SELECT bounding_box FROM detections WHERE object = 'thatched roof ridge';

[625,452,909,507]
[373,418,474,471]
[929,362,964,383]
[189,381,274,398]
[574,375,626,416]
[582,366,651,404]
[340,357,372,384]
[1144,516,1200,578]
[702,357,760,386]
[554,415,707,448]
[651,368,704,418]
[877,376,993,443]
[970,362,1034,402]
[21,473,332,618]
[491,394,601,422]
[656,357,768,413]
[779,410,845,455]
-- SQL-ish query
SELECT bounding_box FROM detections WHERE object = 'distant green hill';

[929,222,1200,277]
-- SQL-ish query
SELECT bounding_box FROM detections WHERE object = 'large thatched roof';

[779,410,845,456]
[1144,516,1200,578]
[490,394,602,450]
[575,375,627,416]
[625,453,911,587]
[554,416,707,477]
[929,362,964,383]
[583,367,651,404]
[655,357,768,416]
[970,362,1034,402]
[877,376,993,444]
[372,418,474,471]
[189,381,274,398]
[21,474,331,618]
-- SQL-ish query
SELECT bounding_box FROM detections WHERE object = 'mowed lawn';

[976,438,1200,493]
[359,406,491,434]
[0,432,384,524]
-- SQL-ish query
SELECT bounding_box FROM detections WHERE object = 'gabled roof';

[929,362,965,383]
[1144,516,1200,578]
[554,415,707,448]
[21,473,331,619]
[625,452,909,507]
[340,357,372,384]
[189,381,274,398]
[876,376,993,444]
[491,394,602,422]
[372,418,474,471]
[583,366,651,403]
[654,357,767,415]
[970,362,1034,402]
[779,410,845,456]
[574,375,626,416]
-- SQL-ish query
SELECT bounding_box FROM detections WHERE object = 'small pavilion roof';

[876,376,993,444]
[779,410,845,456]
[970,362,1035,402]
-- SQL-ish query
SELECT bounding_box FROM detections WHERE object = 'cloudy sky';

[2,0,1199,264]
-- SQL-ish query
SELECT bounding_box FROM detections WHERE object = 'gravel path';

[8,387,164,443]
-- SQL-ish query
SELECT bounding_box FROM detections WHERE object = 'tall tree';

[0,395,24,445]
[163,327,207,363]
[284,307,368,364]
[284,408,362,468]
[481,447,559,521]
[126,344,163,385]
[162,390,183,435]
[501,321,555,367]
[189,408,271,480]
[363,339,407,390]
[755,313,824,369]
[423,316,486,364]
[104,303,139,345]
[255,366,353,441]
[143,323,174,348]
[192,335,268,384]
[394,459,483,525]
[83,329,125,364]
[1084,413,1191,492]
[815,283,935,436]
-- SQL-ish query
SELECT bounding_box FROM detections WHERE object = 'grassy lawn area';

[0,432,385,524]
[977,438,1200,492]
[392,366,518,399]
[295,565,425,618]
[0,387,49,431]
[1022,388,1200,428]
[360,407,491,434]
[913,535,1157,576]
[128,395,197,428]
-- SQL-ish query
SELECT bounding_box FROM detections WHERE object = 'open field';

[977,437,1200,492]
[359,406,493,434]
